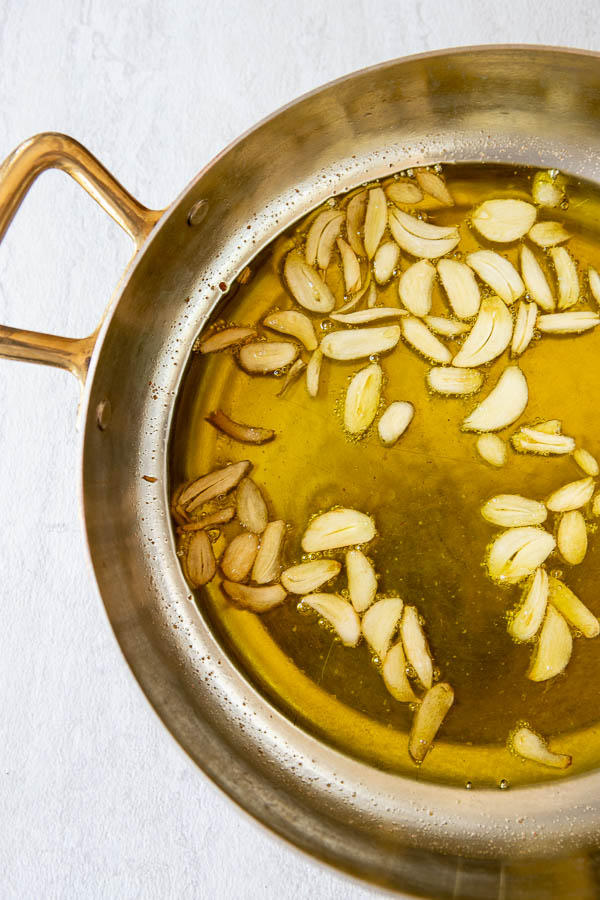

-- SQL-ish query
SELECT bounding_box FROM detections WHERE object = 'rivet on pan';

[96,399,112,430]
[187,199,209,226]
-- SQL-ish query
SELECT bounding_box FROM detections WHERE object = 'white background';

[0,2,598,897]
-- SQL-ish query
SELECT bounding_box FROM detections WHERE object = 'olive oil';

[170,163,600,787]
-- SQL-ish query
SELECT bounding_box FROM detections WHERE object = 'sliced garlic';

[284,251,336,313]
[236,477,269,533]
[382,641,418,703]
[276,358,305,397]
[437,259,481,319]
[511,301,537,356]
[387,208,457,240]
[344,363,383,435]
[537,311,599,333]
[476,433,507,467]
[481,495,547,528]
[452,295,513,368]
[373,241,400,284]
[535,419,562,434]
[184,529,217,587]
[302,592,361,646]
[532,171,564,208]
[330,307,406,325]
[346,549,377,613]
[206,409,275,445]
[423,316,469,337]
[320,325,400,360]
[179,460,252,512]
[364,187,387,259]
[557,510,588,566]
[388,209,459,259]
[529,221,570,248]
[509,568,548,641]
[415,170,453,206]
[336,237,362,294]
[550,247,579,309]
[593,494,600,517]
[400,606,434,689]
[222,580,287,612]
[467,250,524,305]
[306,347,323,397]
[408,682,454,763]
[528,605,572,681]
[221,532,259,582]
[428,366,483,396]
[546,476,594,512]
[239,341,299,374]
[487,527,556,583]
[574,448,599,477]
[398,259,435,316]
[589,267,600,305]
[472,199,536,243]
[366,282,377,307]
[199,326,256,354]
[252,520,286,584]
[548,576,598,637]
[386,180,423,205]
[520,245,555,311]
[402,316,452,363]
[462,366,528,433]
[510,726,571,769]
[263,310,317,351]
[377,401,414,445]
[362,596,404,658]
[305,209,344,267]
[281,559,341,594]
[346,190,367,256]
[301,508,376,552]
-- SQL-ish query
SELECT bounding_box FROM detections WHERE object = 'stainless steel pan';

[2,45,600,899]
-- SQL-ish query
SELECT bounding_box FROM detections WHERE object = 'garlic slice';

[346,190,367,256]
[236,477,269,533]
[378,401,414,445]
[344,363,383,435]
[330,307,407,325]
[467,250,525,305]
[557,510,588,566]
[223,580,287,612]
[387,208,457,240]
[302,508,376,552]
[415,170,453,206]
[362,596,404,658]
[199,326,256,354]
[532,171,564,208]
[537,311,599,333]
[284,251,336,313]
[528,605,572,681]
[263,310,317,351]
[276,358,305,397]
[366,282,377,307]
[476,433,507,467]
[252,520,286,584]
[452,295,513,368]
[402,316,452,364]
[511,426,576,455]
[548,576,598,637]
[179,460,252,512]
[511,300,537,356]
[472,199,536,243]
[589,267,600,305]
[281,558,341,594]
[428,366,483,396]
[509,568,548,641]
[481,495,547,528]
[437,259,481,319]
[529,221,570,248]
[373,241,400,284]
[546,476,594,512]
[320,325,401,360]
[388,209,459,259]
[336,237,362,294]
[364,187,387,259]
[462,366,528,433]
[408,683,454,763]
[382,641,418,703]
[302,592,361,646]
[346,549,377,613]
[221,532,259,582]
[206,409,275,444]
[520,245,555,311]
[239,341,299,374]
[593,494,600,517]
[400,606,433,689]
[487,527,556,583]
[510,726,571,769]
[398,259,435,316]
[574,448,599,477]
[306,347,323,397]
[550,247,579,309]
[305,209,343,267]
[184,529,217,587]
[386,180,423,205]
[423,316,470,337]
[535,419,562,434]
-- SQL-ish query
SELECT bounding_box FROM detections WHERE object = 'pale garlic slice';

[400,606,433,689]
[487,527,556,583]
[550,247,579,309]
[263,310,317,351]
[388,209,459,259]
[467,250,524,305]
[574,448,599,477]
[423,316,469,337]
[382,641,418,703]
[221,532,259,583]
[589,267,600,305]
[284,251,336,313]
[362,596,404,658]
[180,460,252,512]
[548,576,599,637]
[302,592,361,646]
[481,495,547,528]
[302,508,376,552]
[408,683,454,763]
[184,529,217,587]
[223,581,287,612]
[528,221,570,248]
[557,510,588,566]
[546,476,594,512]
[236,477,269,533]
[509,568,548,642]
[364,187,387,259]
[281,558,341,594]
[428,366,483,396]
[462,366,528,433]
[252,520,286,584]
[387,208,457,240]
[305,209,344,268]
[415,170,453,206]
[535,419,562,434]
[510,726,571,769]
[330,307,407,325]
[346,190,367,256]
[336,237,362,294]
[346,549,377,613]
[511,300,537,356]
[373,241,400,284]
[386,180,423,205]
[520,245,555,311]
[476,433,507,467]
[306,347,323,397]
[528,605,572,682]
[335,273,372,313]
[199,326,256,354]
[512,426,575,456]
[239,341,299,374]
[537,311,599,333]
[378,401,414,445]
[366,282,377,307]
[593,494,600,517]
[532,171,564,208]
[398,259,435,316]
[344,363,383,435]
[452,295,513,368]
[437,259,481,319]
[402,317,452,364]
[320,325,401,360]
[472,199,536,243]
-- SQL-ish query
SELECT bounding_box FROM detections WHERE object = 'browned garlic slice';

[510,726,571,769]
[344,364,383,435]
[400,606,434,689]
[529,221,570,248]
[532,171,564,208]
[221,532,259,582]
[437,259,481,319]
[537,311,599,333]
[546,476,594,512]
[276,358,306,397]
[252,520,286,584]
[179,460,251,512]
[386,180,423,205]
[398,259,435,316]
[206,409,275,444]
[467,250,525,305]
[346,190,367,256]
[178,506,236,532]
[589,266,600,305]
[239,341,299,374]
[408,682,454,763]
[415,170,453,206]
[509,568,548,641]
[402,316,452,363]
[520,245,555,311]
[511,425,575,455]
[557,510,588,566]
[487,527,556,583]
[511,301,537,356]
[199,326,256,354]
[377,401,414,445]
[301,508,376,552]
[452,295,513,368]
[382,641,418,703]
[548,576,598,637]
[574,448,599,477]
[320,325,401,360]
[476,433,507,466]
[237,477,269,533]
[463,366,528,432]
[364,187,387,259]
[330,307,406,325]
[337,237,362,294]
[263,310,317,351]
[472,199,536,243]
[388,209,459,259]
[281,559,341,594]
[305,210,344,268]
[184,529,217,587]
[306,347,322,397]
[302,592,361,646]
[346,549,377,612]
[222,580,287,612]
[428,366,483,396]
[528,605,572,681]
[373,241,400,284]
[423,316,469,337]
[550,247,579,309]
[362,596,404,658]
[481,494,547,527]
[284,251,336,313]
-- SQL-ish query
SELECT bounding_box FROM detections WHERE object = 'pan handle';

[0,132,163,383]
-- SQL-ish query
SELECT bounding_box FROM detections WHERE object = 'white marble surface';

[0,2,598,897]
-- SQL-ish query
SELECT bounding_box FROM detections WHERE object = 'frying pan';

[2,45,600,900]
